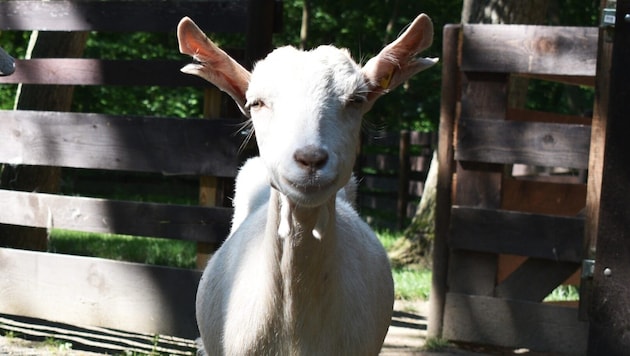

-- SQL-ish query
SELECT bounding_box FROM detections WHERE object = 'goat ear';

[177,17,251,114]
[361,14,438,110]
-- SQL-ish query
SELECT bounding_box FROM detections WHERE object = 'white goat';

[177,14,436,356]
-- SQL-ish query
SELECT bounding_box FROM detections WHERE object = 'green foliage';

[72,31,204,118]
[0,31,29,110]
[0,1,601,128]
[277,0,462,131]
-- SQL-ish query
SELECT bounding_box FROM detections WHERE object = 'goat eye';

[346,94,367,106]
[245,99,265,111]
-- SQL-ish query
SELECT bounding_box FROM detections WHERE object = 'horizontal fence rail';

[0,0,249,33]
[0,110,245,176]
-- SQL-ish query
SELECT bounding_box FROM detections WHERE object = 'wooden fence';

[357,130,436,230]
[0,0,280,344]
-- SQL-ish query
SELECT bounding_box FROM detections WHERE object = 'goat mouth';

[278,177,337,203]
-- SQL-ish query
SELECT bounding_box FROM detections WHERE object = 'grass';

[376,229,432,300]
[50,229,433,300]
[49,229,197,269]
[544,284,580,302]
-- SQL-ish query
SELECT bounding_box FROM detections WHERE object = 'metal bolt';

[604,267,613,277]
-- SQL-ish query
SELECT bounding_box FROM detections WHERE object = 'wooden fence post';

[196,87,224,269]
[587,0,630,352]
[397,130,410,230]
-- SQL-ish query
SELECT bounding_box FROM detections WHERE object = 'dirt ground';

[0,300,517,356]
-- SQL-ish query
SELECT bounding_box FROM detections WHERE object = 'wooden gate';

[431,23,597,354]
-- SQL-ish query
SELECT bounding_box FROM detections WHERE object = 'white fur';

[177,13,436,356]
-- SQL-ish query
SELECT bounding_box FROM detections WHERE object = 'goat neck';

[266,187,337,329]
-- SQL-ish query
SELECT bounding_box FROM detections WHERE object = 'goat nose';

[294,145,329,171]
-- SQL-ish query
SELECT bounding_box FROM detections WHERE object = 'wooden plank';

[460,72,508,120]
[443,293,588,354]
[456,118,591,169]
[461,25,597,76]
[0,0,248,33]
[501,178,587,216]
[588,0,630,352]
[0,59,209,87]
[362,130,435,147]
[197,86,223,269]
[0,110,243,176]
[448,72,506,300]
[495,258,579,302]
[515,73,595,87]
[506,107,592,125]
[0,248,202,339]
[0,190,232,243]
[449,206,584,262]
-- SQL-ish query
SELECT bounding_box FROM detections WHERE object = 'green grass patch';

[544,285,580,302]
[377,230,432,300]
[392,266,431,300]
[49,229,197,269]
[376,229,401,251]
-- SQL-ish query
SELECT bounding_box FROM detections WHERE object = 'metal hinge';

[578,259,596,321]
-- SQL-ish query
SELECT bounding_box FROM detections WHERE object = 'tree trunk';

[299,0,311,50]
[461,0,550,24]
[382,0,400,46]
[0,31,88,251]
[390,151,437,267]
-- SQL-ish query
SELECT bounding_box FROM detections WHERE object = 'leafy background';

[0,0,599,132]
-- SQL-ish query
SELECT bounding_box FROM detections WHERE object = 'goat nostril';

[294,146,329,171]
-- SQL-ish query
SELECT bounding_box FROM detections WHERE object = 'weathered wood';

[495,258,580,301]
[456,118,591,169]
[460,72,508,120]
[197,86,224,269]
[429,24,460,338]
[362,130,436,147]
[449,206,584,262]
[436,22,596,352]
[443,293,588,354]
[580,3,613,324]
[506,107,592,125]
[0,248,202,339]
[448,70,507,299]
[0,59,208,87]
[502,178,586,216]
[461,25,598,76]
[397,131,411,229]
[0,30,89,251]
[0,190,232,243]
[0,110,243,176]
[588,0,630,352]
[0,0,248,33]
[515,72,595,87]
